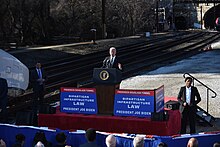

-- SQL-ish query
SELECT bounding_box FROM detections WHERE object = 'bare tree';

[0,0,156,46]
[106,0,155,36]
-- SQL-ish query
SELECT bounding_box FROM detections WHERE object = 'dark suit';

[30,68,47,112]
[102,56,122,70]
[0,78,8,122]
[177,86,201,134]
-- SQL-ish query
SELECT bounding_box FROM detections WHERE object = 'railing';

[183,73,217,113]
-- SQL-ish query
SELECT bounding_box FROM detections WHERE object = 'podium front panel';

[93,68,121,84]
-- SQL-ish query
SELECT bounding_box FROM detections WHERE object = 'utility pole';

[172,0,175,31]
[156,0,159,33]
[214,2,216,29]
[40,0,50,39]
[102,0,106,39]
[200,5,203,30]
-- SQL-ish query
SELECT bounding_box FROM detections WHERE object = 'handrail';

[183,73,217,113]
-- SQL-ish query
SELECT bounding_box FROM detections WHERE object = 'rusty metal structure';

[174,0,220,3]
[156,0,220,31]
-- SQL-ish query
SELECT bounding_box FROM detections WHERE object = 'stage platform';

[38,97,181,136]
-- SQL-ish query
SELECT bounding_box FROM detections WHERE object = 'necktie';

[38,69,42,79]
[110,57,114,67]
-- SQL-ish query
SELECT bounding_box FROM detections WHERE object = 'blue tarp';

[0,124,219,147]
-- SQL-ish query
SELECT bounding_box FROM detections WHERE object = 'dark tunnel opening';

[204,4,220,30]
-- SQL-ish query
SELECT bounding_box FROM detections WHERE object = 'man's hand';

[183,102,187,107]
[118,63,122,70]
[37,79,42,82]
[37,78,45,82]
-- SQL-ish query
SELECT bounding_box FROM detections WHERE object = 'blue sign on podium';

[114,90,155,118]
[60,87,97,114]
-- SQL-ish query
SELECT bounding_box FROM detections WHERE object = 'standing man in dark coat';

[30,62,47,113]
[177,77,201,134]
[102,47,122,70]
[0,77,8,123]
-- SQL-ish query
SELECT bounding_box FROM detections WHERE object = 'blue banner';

[114,90,155,118]
[60,87,97,114]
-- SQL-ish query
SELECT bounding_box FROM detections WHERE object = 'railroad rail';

[7,31,220,116]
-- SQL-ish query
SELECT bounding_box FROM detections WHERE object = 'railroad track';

[7,31,220,115]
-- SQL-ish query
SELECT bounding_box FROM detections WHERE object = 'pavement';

[120,44,220,133]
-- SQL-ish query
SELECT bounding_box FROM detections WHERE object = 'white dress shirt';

[186,86,191,105]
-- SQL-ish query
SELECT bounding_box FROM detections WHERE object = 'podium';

[93,68,122,115]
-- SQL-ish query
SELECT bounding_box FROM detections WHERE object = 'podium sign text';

[60,87,97,114]
[114,90,155,118]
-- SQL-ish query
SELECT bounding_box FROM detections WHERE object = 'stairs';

[196,106,215,127]
[183,73,217,127]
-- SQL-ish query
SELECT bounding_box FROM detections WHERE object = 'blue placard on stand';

[60,87,97,114]
[155,85,164,112]
[114,90,155,118]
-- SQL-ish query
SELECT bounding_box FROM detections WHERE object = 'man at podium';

[102,47,122,70]
[94,47,122,114]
